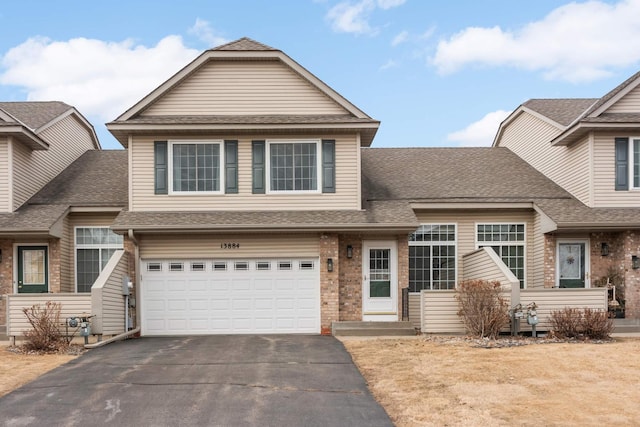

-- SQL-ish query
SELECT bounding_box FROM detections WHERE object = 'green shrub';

[455,280,510,339]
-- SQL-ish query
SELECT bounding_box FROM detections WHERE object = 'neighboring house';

[494,72,640,319]
[0,102,111,329]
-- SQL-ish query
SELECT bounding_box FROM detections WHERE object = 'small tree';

[455,280,510,339]
[22,301,67,352]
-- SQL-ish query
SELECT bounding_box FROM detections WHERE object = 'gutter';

[112,223,419,234]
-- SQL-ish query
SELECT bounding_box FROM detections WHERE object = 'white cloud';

[432,0,640,82]
[326,0,405,35]
[327,0,376,35]
[379,59,398,70]
[447,110,510,147]
[188,18,229,47]
[391,30,409,46]
[0,36,199,121]
[376,0,406,10]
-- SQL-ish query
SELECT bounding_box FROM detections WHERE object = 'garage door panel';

[142,259,319,335]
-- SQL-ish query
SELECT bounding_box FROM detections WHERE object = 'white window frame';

[168,140,225,195]
[408,223,457,293]
[630,137,640,190]
[265,139,322,194]
[475,222,527,289]
[74,226,124,293]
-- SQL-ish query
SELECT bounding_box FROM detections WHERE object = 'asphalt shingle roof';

[361,147,571,202]
[28,150,128,207]
[0,101,72,130]
[522,99,597,126]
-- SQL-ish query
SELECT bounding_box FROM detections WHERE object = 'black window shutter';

[322,139,336,193]
[252,140,265,194]
[224,140,238,194]
[154,141,168,195]
[615,137,629,191]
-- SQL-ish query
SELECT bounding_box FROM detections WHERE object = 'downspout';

[84,229,142,349]
[128,229,141,333]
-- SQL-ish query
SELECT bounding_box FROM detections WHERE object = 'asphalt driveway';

[0,335,392,426]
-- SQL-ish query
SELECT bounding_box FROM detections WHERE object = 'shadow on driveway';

[0,335,392,426]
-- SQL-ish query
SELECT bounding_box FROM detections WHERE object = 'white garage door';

[141,259,320,335]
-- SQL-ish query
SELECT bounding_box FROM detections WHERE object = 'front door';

[362,241,398,321]
[557,240,589,288]
[17,246,48,293]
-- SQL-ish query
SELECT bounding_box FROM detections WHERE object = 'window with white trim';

[170,141,222,193]
[75,227,124,293]
[267,140,319,192]
[409,224,456,292]
[477,223,525,288]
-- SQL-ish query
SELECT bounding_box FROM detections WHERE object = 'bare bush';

[455,280,510,339]
[549,307,583,338]
[22,302,67,352]
[581,308,614,339]
[550,307,613,340]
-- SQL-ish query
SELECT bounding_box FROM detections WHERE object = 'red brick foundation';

[320,233,339,334]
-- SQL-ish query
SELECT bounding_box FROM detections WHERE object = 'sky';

[1,0,640,150]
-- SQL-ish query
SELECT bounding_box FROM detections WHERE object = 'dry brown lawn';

[0,347,77,397]
[343,336,640,427]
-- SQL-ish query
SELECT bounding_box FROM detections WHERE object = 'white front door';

[362,241,398,321]
[556,239,590,288]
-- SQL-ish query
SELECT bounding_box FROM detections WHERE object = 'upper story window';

[170,141,223,193]
[476,223,525,288]
[409,224,457,292]
[615,137,640,191]
[267,140,319,192]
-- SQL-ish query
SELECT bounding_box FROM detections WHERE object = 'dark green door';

[17,246,48,293]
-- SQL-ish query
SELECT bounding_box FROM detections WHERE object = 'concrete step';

[332,321,416,336]
[613,319,640,333]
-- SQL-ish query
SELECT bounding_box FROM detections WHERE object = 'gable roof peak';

[211,37,277,52]
[583,69,640,117]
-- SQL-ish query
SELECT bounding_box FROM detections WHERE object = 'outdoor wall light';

[632,255,640,270]
[327,258,334,272]
[346,245,353,259]
[601,242,610,257]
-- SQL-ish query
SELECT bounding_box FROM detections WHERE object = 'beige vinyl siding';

[593,131,640,207]
[606,85,640,113]
[462,248,519,288]
[414,210,538,287]
[130,135,360,211]
[11,115,95,210]
[60,215,72,292]
[419,287,606,334]
[0,138,9,212]
[499,112,592,205]
[142,60,347,116]
[139,233,319,259]
[531,212,545,288]
[65,213,120,290]
[91,250,128,336]
[6,293,92,336]
[518,288,607,331]
[421,291,465,334]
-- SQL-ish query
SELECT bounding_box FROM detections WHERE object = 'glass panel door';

[362,241,398,320]
[558,242,587,288]
[369,249,391,297]
[17,246,48,293]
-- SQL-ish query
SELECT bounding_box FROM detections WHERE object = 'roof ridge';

[211,37,276,51]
